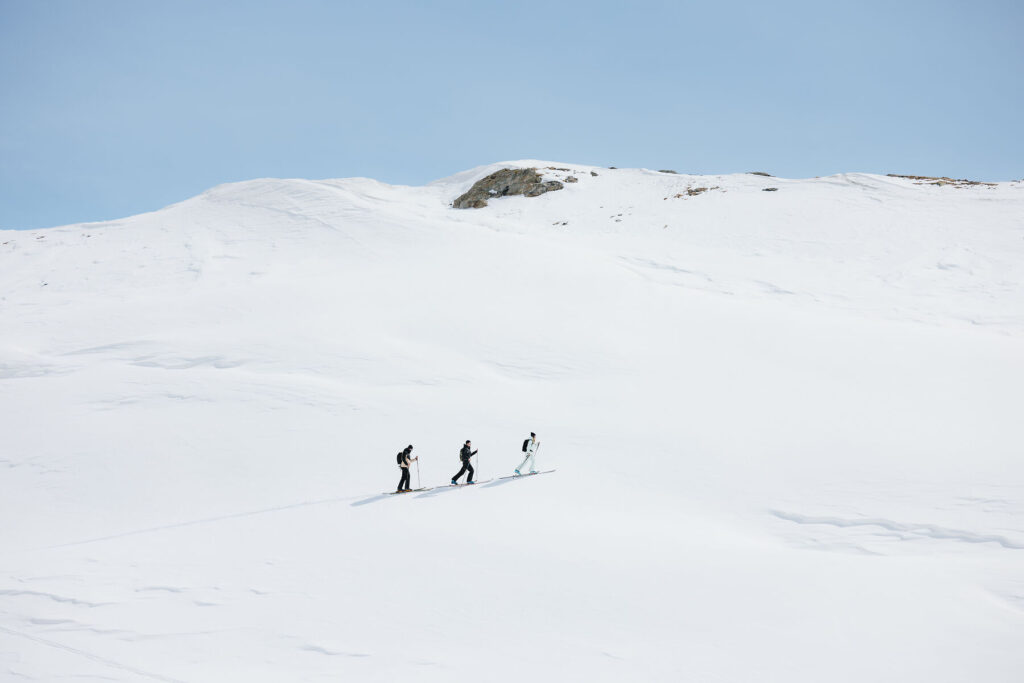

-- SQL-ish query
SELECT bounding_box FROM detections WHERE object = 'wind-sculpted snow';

[1,161,1023,681]
[771,509,1024,550]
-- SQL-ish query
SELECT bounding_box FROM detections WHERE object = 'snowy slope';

[1,162,1023,682]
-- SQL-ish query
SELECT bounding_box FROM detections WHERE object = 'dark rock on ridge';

[453,168,564,209]
[886,173,996,188]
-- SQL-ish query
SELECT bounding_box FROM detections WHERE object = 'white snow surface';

[2,161,1023,682]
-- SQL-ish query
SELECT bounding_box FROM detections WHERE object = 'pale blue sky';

[1,0,1021,229]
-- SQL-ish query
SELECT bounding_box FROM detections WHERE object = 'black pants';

[452,460,474,483]
[397,467,411,491]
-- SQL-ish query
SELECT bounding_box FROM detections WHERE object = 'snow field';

[1,161,1022,681]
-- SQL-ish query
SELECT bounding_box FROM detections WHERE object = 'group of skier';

[394,432,541,493]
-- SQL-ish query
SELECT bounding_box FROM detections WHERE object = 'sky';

[1,0,1022,229]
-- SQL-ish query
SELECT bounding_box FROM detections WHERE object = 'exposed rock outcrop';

[886,174,996,188]
[453,168,564,209]
[667,185,721,199]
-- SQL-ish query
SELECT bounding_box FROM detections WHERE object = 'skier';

[515,432,540,475]
[396,445,417,493]
[451,440,478,485]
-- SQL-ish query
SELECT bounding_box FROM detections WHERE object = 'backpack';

[522,439,529,452]
[396,451,404,465]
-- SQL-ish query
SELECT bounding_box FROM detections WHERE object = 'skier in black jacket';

[396,445,417,493]
[451,440,477,485]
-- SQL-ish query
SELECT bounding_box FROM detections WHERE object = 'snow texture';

[1,161,1023,681]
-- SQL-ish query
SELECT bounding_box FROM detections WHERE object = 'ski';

[384,487,430,495]
[448,478,493,487]
[498,469,556,480]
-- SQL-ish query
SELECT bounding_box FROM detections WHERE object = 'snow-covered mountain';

[2,161,1023,682]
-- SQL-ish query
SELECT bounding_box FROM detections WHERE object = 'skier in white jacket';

[515,432,540,475]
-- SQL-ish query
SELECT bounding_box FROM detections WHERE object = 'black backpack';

[522,439,529,452]
[396,451,404,465]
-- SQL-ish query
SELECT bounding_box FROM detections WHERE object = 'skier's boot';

[451,479,458,486]
[514,469,521,476]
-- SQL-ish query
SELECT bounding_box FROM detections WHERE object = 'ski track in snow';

[46,494,365,549]
[0,625,187,683]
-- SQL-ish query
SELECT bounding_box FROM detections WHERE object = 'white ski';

[498,469,556,480]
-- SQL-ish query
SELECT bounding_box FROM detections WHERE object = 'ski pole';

[416,457,421,489]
